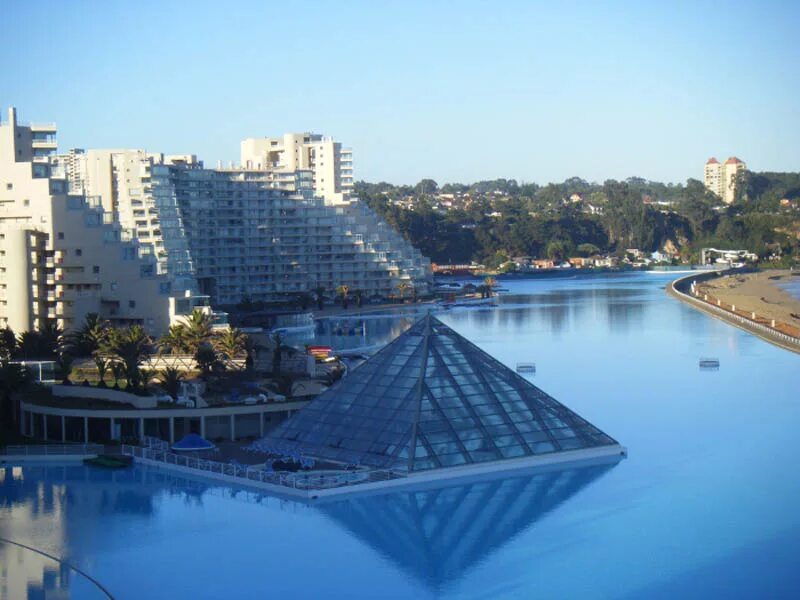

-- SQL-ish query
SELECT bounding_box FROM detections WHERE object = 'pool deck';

[125,443,627,500]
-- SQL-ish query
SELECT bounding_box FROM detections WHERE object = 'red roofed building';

[704,155,746,204]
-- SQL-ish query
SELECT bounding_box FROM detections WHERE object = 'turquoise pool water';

[2,273,799,599]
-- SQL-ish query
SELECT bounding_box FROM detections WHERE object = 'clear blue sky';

[2,0,798,185]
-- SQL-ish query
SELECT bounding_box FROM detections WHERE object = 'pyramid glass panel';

[254,314,620,473]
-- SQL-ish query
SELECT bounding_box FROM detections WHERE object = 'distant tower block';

[704,156,746,204]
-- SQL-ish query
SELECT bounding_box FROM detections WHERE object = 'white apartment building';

[58,138,430,308]
[704,156,746,204]
[53,148,200,293]
[147,162,431,306]
[240,133,354,203]
[0,108,176,335]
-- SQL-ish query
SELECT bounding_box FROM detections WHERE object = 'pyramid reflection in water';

[317,461,616,589]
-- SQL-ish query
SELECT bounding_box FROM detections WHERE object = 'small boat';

[83,454,133,469]
[699,358,720,369]
[516,362,536,373]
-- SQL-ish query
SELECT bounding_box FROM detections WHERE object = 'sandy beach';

[696,270,800,334]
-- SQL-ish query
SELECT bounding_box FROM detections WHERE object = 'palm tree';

[397,281,410,302]
[94,355,110,387]
[72,315,112,384]
[55,351,74,384]
[139,368,157,390]
[271,331,291,375]
[106,325,151,391]
[0,360,31,432]
[181,310,213,354]
[16,320,65,360]
[110,361,125,389]
[17,331,45,359]
[39,320,65,357]
[194,344,219,380]
[214,328,248,368]
[336,284,350,309]
[0,326,16,361]
[158,367,184,400]
[159,324,190,355]
[67,313,107,357]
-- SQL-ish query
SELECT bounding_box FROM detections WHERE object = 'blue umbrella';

[171,433,216,452]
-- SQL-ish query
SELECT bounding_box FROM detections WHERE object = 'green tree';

[194,344,219,380]
[107,326,151,391]
[414,178,439,196]
[55,351,74,384]
[0,360,31,432]
[67,313,107,357]
[336,284,350,309]
[181,310,214,354]
[577,243,601,257]
[546,240,567,260]
[397,281,410,301]
[214,328,248,367]
[158,367,184,400]
[17,320,65,360]
[0,326,16,361]
[159,324,191,355]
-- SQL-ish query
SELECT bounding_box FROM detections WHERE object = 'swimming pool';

[3,273,800,598]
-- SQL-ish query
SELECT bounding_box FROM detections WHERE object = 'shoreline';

[667,270,800,355]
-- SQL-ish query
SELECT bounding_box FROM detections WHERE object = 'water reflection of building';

[2,460,616,596]
[0,466,69,599]
[0,465,164,599]
[316,462,615,590]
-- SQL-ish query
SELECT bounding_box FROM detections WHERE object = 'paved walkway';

[667,273,800,355]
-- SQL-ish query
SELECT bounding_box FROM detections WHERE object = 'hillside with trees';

[357,174,800,267]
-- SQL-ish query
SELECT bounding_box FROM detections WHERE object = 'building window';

[75,248,82,256]
[58,232,64,240]
[93,266,100,274]
[129,300,136,309]
[23,199,29,206]
[6,183,12,190]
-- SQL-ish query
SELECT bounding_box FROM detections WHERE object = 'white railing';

[142,436,169,450]
[2,444,104,456]
[121,444,402,491]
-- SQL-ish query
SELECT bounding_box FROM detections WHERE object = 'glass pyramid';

[257,314,619,473]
